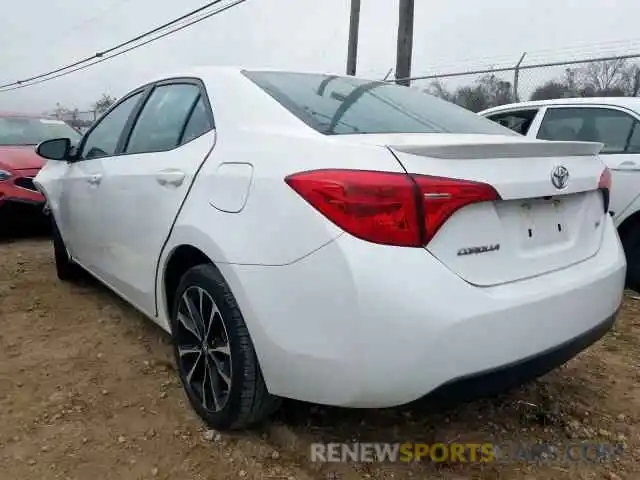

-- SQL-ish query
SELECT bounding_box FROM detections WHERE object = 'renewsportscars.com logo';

[310,442,625,464]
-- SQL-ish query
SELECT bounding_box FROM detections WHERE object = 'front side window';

[125,84,201,154]
[485,109,538,135]
[0,117,81,146]
[242,70,517,136]
[538,107,636,154]
[81,92,143,160]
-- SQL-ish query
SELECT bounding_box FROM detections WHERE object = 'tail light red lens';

[285,169,500,247]
[598,167,612,191]
[412,175,500,242]
[285,170,421,246]
[598,167,612,212]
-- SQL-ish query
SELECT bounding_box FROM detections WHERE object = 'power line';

[0,0,238,91]
[419,38,640,76]
[0,0,248,94]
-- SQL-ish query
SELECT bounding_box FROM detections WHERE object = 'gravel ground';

[0,223,638,479]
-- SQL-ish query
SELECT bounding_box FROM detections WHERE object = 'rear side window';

[485,109,538,135]
[125,84,201,154]
[242,71,517,136]
[180,96,213,144]
[627,122,640,153]
[538,107,637,154]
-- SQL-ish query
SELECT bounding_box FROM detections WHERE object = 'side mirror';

[36,138,71,161]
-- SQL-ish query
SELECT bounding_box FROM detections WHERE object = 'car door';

[535,106,640,220]
[58,91,146,271]
[91,79,215,316]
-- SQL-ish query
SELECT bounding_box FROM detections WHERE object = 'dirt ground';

[1,222,639,480]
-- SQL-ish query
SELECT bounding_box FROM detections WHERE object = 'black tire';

[171,264,281,430]
[621,223,640,292]
[51,217,83,281]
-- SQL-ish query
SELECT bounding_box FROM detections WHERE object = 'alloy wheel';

[175,286,232,412]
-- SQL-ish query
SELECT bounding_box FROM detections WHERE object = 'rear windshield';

[242,71,517,136]
[0,117,81,146]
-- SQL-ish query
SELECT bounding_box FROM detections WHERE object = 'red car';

[0,112,81,215]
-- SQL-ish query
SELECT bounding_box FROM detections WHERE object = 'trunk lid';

[332,133,607,286]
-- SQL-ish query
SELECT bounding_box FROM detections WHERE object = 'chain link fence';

[45,53,640,130]
[51,109,98,132]
[394,53,640,112]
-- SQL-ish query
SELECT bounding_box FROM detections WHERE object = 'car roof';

[136,65,382,88]
[480,97,640,115]
[479,97,640,115]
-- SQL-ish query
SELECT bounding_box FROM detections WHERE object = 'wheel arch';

[163,244,214,327]
[618,208,640,240]
[155,226,276,394]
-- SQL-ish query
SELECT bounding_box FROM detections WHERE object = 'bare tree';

[426,74,514,112]
[578,59,627,92]
[530,80,574,101]
[426,80,454,102]
[93,94,117,115]
[621,64,640,97]
[530,60,640,100]
[477,74,513,107]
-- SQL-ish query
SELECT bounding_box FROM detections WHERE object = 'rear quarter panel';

[169,129,405,265]
[157,69,406,322]
[167,70,407,266]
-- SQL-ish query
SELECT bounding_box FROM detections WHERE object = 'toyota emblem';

[551,165,569,190]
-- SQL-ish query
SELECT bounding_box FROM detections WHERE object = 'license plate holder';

[520,198,568,247]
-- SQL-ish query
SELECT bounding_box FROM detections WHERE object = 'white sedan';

[34,67,625,430]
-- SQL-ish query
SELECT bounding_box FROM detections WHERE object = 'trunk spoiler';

[389,140,604,160]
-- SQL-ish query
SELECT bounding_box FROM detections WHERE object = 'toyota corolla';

[33,68,625,430]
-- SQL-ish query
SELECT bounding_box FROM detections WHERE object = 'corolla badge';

[551,165,569,190]
[457,244,500,256]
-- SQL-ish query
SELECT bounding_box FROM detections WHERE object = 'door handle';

[617,161,638,170]
[156,170,186,187]
[87,174,102,185]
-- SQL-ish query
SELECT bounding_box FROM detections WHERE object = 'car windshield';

[0,117,82,146]
[242,70,517,136]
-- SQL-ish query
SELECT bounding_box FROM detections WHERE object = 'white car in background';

[481,98,640,290]
[34,68,624,430]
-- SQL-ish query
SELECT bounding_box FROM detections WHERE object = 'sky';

[1,0,640,114]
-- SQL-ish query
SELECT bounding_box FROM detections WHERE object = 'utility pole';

[513,52,527,102]
[395,0,414,86]
[346,0,361,75]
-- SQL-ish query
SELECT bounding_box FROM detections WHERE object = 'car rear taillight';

[598,167,612,213]
[285,170,422,246]
[285,169,500,247]
[411,175,500,243]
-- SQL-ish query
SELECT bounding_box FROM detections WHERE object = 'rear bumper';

[425,310,617,404]
[222,215,625,407]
